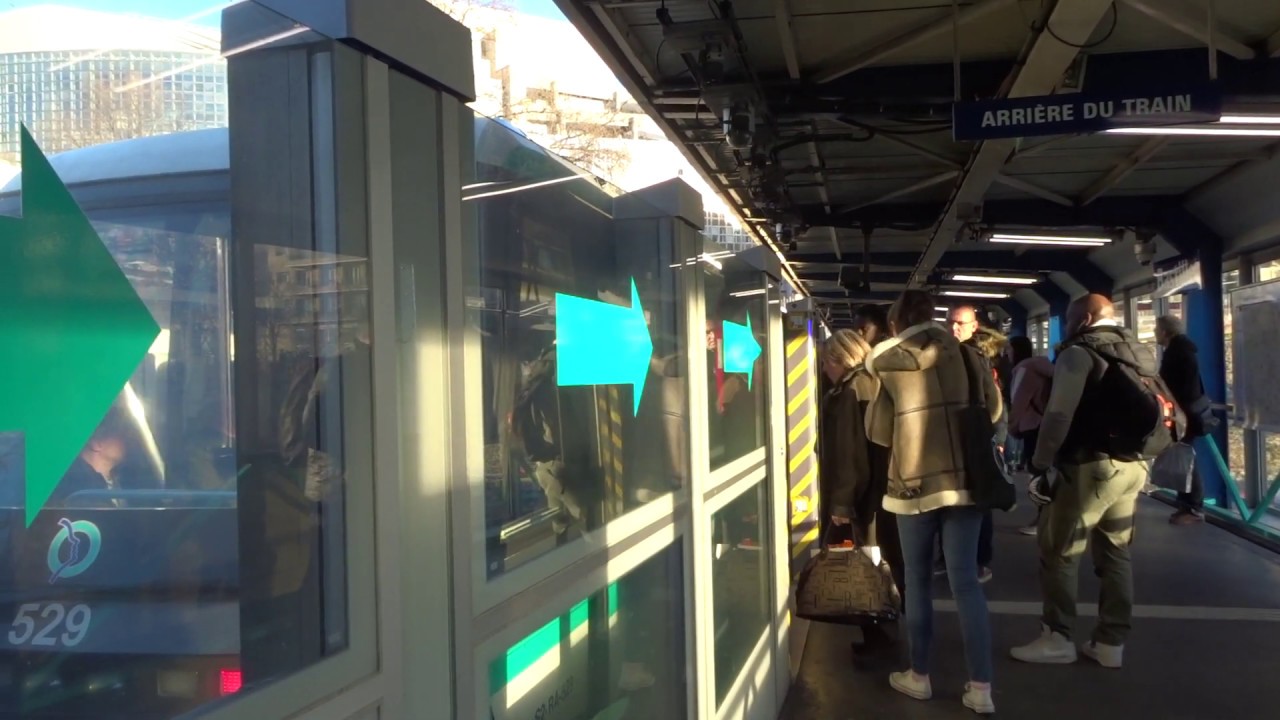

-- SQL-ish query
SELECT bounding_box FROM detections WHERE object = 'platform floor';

[780,489,1280,720]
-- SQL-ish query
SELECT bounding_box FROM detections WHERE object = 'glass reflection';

[468,116,689,578]
[702,243,767,471]
[0,4,358,717]
[488,541,686,720]
[710,482,769,705]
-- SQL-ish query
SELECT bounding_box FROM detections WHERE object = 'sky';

[1,0,567,24]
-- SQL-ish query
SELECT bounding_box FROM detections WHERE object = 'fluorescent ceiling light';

[940,290,1010,299]
[1218,115,1280,125]
[1106,126,1280,137]
[989,233,1110,247]
[730,288,767,298]
[950,273,1039,286]
[935,306,950,312]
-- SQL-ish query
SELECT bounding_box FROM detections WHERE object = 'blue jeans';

[897,506,993,683]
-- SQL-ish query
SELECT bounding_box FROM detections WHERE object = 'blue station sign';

[952,84,1222,141]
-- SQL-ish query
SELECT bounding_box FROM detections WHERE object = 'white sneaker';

[1017,524,1038,536]
[963,683,995,715]
[1010,626,1078,664]
[889,670,932,700]
[1081,640,1124,668]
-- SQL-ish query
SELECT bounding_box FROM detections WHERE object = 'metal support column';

[1036,282,1071,358]
[1185,251,1229,507]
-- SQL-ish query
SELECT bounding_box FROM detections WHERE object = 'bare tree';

[507,86,634,180]
[43,71,186,153]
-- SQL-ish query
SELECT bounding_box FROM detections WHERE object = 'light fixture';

[934,306,950,312]
[1218,115,1280,125]
[988,232,1111,247]
[730,288,767,298]
[940,290,1010,299]
[1105,126,1280,138]
[949,273,1039,286]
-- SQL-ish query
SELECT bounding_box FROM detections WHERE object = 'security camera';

[1133,231,1156,266]
[723,104,755,150]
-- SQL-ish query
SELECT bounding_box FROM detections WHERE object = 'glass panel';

[703,242,767,471]
[1228,424,1246,489]
[1256,260,1280,283]
[1224,270,1239,406]
[1264,432,1280,507]
[710,481,770,705]
[1131,293,1155,341]
[0,5,359,717]
[487,541,687,720]
[468,115,689,579]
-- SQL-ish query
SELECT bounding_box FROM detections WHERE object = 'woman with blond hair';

[818,329,903,601]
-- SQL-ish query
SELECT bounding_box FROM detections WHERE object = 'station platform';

[781,489,1280,720]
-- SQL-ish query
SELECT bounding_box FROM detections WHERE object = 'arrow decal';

[722,314,763,391]
[555,279,653,415]
[0,126,160,526]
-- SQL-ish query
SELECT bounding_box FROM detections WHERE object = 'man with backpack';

[1011,294,1179,670]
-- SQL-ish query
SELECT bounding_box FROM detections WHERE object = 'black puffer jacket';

[820,365,890,541]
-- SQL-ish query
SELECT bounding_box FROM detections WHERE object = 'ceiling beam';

[866,131,965,169]
[1117,0,1257,61]
[796,196,1179,230]
[1078,137,1169,206]
[993,174,1074,207]
[813,0,1020,84]
[804,127,842,261]
[840,171,960,214]
[911,0,1118,286]
[788,249,1095,271]
[773,0,802,81]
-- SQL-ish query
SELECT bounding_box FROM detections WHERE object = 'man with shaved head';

[1010,293,1156,671]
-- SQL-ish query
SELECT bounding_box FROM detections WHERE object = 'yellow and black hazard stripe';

[598,386,626,520]
[784,328,820,576]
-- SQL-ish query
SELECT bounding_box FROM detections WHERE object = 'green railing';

[1156,435,1280,543]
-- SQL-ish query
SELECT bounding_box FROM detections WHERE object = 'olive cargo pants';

[1038,457,1147,646]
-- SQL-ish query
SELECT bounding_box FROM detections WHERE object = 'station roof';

[553,0,1280,321]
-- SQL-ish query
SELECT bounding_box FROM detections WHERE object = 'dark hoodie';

[1160,333,1209,439]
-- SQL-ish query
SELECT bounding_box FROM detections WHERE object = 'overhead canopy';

[552,0,1280,323]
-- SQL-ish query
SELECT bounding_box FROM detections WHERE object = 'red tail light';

[219,669,243,696]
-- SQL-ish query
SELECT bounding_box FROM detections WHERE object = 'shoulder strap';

[958,345,985,408]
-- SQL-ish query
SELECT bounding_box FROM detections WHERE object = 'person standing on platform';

[870,291,999,715]
[1011,294,1154,670]
[947,305,1002,584]
[1008,335,1054,536]
[818,329,903,603]
[1155,315,1214,526]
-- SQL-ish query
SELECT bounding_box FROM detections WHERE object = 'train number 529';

[7,603,92,648]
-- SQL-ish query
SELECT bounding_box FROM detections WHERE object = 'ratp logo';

[47,518,101,584]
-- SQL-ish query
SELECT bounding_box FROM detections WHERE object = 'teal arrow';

[0,127,160,527]
[722,315,763,391]
[555,279,652,415]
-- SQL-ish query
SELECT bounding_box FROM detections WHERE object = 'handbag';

[794,531,900,625]
[1150,441,1196,493]
[959,347,1017,512]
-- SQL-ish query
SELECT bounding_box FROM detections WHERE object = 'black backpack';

[1072,329,1184,461]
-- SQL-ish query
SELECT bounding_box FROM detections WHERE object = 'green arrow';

[0,126,160,526]
[722,314,763,391]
